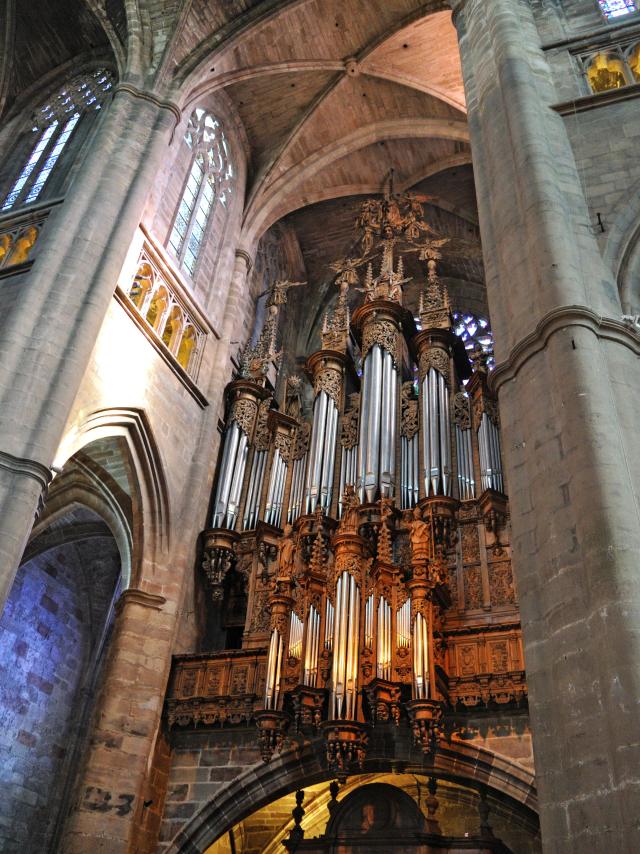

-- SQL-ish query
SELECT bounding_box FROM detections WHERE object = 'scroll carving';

[254,398,273,451]
[340,393,360,449]
[230,398,258,436]
[418,348,449,382]
[274,431,292,463]
[314,367,342,407]
[453,391,471,429]
[292,421,311,460]
[401,382,419,440]
[362,319,398,365]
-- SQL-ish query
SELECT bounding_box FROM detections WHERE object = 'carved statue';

[405,506,431,562]
[278,524,296,577]
[339,484,360,534]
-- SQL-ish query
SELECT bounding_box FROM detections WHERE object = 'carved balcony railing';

[165,649,267,729]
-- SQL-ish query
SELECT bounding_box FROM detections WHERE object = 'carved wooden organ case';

[201,196,525,775]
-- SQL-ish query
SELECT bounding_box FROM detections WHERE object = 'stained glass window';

[168,109,234,279]
[453,311,495,371]
[598,0,638,19]
[1,69,113,211]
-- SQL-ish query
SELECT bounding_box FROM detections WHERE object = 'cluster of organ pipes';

[204,193,511,770]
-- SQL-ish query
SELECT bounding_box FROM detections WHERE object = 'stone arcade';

[0,1,638,853]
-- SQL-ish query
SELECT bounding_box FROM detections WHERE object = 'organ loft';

[0,2,639,853]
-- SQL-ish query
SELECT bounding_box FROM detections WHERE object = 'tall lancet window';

[168,109,233,277]
[1,69,114,211]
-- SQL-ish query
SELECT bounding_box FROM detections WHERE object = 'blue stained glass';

[598,0,638,18]
[1,123,58,210]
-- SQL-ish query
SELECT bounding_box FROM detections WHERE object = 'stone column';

[61,588,169,852]
[0,85,177,609]
[450,1,640,850]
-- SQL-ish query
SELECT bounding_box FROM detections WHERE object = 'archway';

[164,732,538,854]
[0,434,143,853]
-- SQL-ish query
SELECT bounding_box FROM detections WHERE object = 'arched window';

[168,108,233,278]
[1,68,114,211]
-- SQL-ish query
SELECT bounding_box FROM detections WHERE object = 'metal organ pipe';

[401,433,419,510]
[413,611,429,700]
[305,391,339,514]
[244,449,267,529]
[303,606,320,687]
[456,424,475,501]
[422,368,451,498]
[265,628,284,710]
[330,571,360,720]
[213,421,245,528]
[358,344,398,503]
[479,412,503,493]
[380,350,396,497]
[377,597,392,680]
[288,452,307,524]
[225,431,248,529]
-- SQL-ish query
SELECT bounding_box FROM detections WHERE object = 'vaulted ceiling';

[4,0,481,326]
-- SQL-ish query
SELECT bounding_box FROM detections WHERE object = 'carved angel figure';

[405,506,431,562]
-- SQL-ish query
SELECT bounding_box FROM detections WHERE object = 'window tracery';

[168,109,234,278]
[2,69,114,211]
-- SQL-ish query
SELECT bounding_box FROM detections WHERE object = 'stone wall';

[0,529,120,852]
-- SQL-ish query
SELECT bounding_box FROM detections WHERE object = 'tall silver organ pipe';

[421,368,451,497]
[264,628,284,709]
[455,423,475,500]
[305,390,339,514]
[401,433,419,509]
[264,448,287,527]
[243,449,267,530]
[478,412,504,493]
[303,606,320,687]
[357,344,397,502]
[287,452,307,523]
[330,571,360,720]
[212,420,249,529]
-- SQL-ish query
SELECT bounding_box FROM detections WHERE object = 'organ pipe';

[455,425,475,501]
[331,571,360,719]
[264,628,284,710]
[377,597,392,680]
[303,606,320,687]
[244,449,267,529]
[421,368,451,497]
[413,611,429,700]
[479,412,504,493]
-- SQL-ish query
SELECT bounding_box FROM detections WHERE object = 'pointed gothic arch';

[53,407,171,579]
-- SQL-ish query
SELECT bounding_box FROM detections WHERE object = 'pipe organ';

[201,193,518,774]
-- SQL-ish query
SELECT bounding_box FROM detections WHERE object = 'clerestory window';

[1,69,114,211]
[168,109,233,278]
[598,1,638,19]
